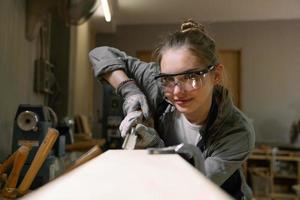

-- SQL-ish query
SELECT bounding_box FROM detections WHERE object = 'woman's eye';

[162,76,174,83]
[184,73,197,80]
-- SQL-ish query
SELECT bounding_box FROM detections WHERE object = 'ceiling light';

[101,0,111,22]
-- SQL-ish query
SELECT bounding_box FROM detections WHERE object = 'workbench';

[19,150,231,200]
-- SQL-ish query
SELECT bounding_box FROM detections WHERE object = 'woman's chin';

[175,105,190,113]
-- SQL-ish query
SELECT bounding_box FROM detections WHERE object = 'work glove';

[148,143,206,174]
[134,124,165,149]
[119,111,144,137]
[116,80,150,119]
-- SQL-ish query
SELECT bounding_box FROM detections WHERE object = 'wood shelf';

[271,192,298,199]
[274,174,298,179]
[245,148,300,199]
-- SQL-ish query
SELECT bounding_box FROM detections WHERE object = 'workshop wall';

[0,0,44,161]
[211,20,300,143]
[95,20,300,144]
[69,22,95,123]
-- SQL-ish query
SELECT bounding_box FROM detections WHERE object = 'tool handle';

[0,152,17,175]
[17,128,59,196]
[65,145,102,173]
[2,145,31,198]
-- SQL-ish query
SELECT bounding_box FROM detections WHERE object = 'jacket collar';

[201,85,234,137]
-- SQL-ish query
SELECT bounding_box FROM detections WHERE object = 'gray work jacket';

[89,46,255,198]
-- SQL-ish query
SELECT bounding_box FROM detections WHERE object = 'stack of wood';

[0,129,58,199]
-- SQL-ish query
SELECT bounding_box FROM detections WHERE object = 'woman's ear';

[213,64,224,85]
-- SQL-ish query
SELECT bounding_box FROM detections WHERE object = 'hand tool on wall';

[1,145,31,198]
[17,128,59,196]
[65,145,102,173]
[122,127,137,150]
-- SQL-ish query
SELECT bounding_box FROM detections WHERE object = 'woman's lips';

[174,98,192,106]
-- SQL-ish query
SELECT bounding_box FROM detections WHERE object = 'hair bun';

[181,19,205,33]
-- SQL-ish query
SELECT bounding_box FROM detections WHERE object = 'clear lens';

[158,73,205,92]
[156,65,214,93]
[157,77,175,92]
[183,75,203,91]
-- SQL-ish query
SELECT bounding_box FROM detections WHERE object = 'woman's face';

[160,47,217,122]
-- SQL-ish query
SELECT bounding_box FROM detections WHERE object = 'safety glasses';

[154,65,215,92]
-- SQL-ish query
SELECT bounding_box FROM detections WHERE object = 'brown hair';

[155,19,218,66]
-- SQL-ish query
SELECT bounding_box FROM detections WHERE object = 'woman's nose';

[173,83,185,95]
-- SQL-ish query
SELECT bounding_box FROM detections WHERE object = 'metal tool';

[122,127,137,150]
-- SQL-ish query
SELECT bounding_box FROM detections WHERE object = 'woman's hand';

[119,111,144,137]
[117,80,150,119]
[134,124,165,149]
[120,116,164,148]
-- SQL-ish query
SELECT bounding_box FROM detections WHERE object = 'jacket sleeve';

[204,126,255,186]
[89,46,164,110]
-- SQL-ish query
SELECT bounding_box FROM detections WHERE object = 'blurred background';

[1,0,300,198]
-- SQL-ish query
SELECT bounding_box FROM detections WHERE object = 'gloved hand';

[174,143,206,174]
[148,143,205,174]
[119,111,144,137]
[116,80,150,119]
[135,124,165,149]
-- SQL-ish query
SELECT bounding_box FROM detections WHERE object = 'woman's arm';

[102,70,129,89]
[204,127,255,186]
[89,46,163,110]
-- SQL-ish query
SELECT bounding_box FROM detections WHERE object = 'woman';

[89,20,255,199]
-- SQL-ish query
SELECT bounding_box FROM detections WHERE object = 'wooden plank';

[19,150,232,200]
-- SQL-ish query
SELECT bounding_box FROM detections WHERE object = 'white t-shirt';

[169,111,202,146]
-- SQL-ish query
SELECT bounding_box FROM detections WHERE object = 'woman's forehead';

[160,47,207,73]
